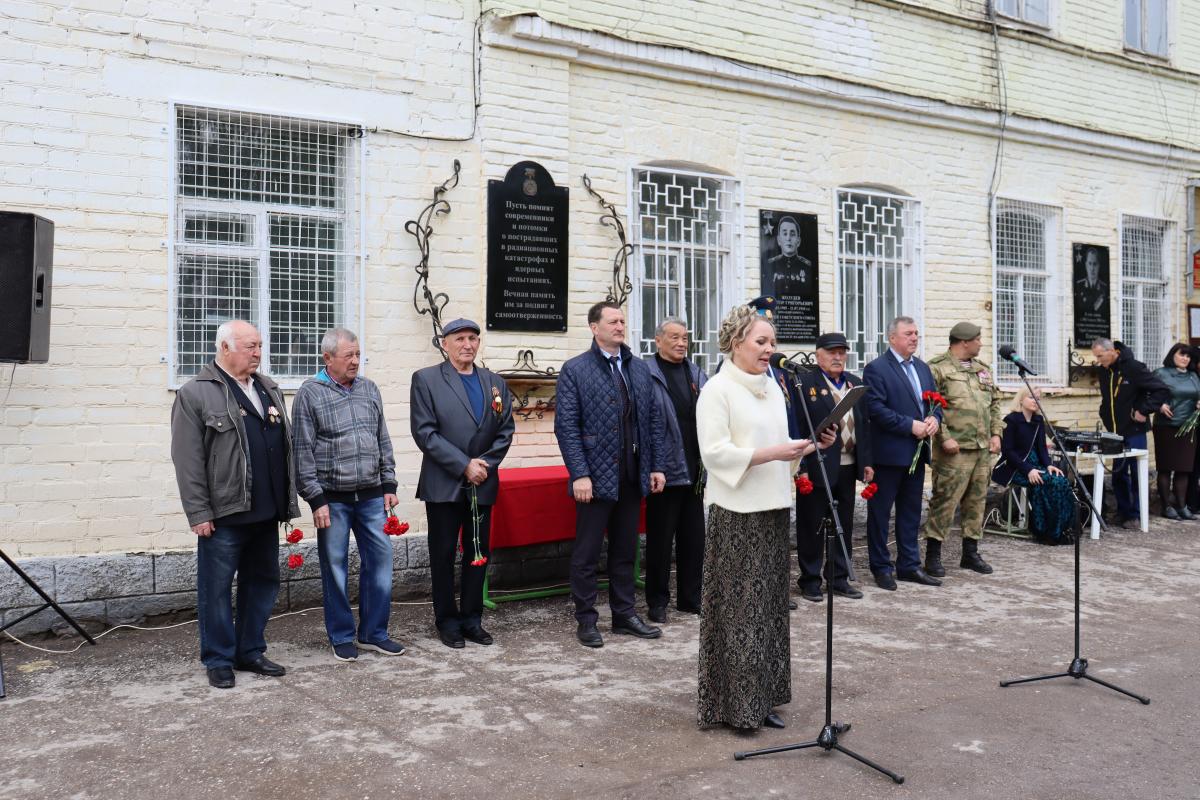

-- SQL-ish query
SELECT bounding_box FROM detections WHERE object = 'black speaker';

[0,211,54,364]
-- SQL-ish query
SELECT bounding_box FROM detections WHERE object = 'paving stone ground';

[1,521,1197,800]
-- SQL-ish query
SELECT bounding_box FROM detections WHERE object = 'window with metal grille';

[1120,215,1172,365]
[994,199,1061,384]
[171,105,360,385]
[835,189,923,371]
[994,0,1050,27]
[630,168,739,374]
[1125,0,1168,56]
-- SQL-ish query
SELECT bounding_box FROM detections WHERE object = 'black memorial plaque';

[487,161,568,332]
[759,210,819,342]
[1072,243,1111,346]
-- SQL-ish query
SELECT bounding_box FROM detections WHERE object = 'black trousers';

[796,466,857,590]
[570,479,641,625]
[425,500,492,633]
[644,485,705,612]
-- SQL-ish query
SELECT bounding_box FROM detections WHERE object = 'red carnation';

[286,528,304,544]
[860,482,879,500]
[287,553,304,570]
[470,557,488,567]
[383,515,406,536]
[795,475,814,495]
[922,390,948,409]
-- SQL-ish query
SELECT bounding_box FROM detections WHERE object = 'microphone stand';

[998,362,1149,705]
[735,365,904,784]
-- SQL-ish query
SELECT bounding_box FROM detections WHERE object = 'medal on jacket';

[491,386,503,416]
[239,408,247,417]
[268,405,280,424]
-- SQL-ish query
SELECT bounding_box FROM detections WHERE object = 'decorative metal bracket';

[492,349,558,421]
[785,350,819,368]
[1068,345,1101,385]
[406,159,462,358]
[582,174,634,308]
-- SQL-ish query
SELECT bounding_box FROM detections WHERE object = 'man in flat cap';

[411,318,514,648]
[923,322,1004,576]
[793,332,873,601]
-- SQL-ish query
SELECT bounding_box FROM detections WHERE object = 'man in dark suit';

[862,316,944,591]
[411,318,515,648]
[555,301,667,648]
[794,332,873,602]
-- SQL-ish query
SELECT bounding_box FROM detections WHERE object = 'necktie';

[611,356,631,413]
[903,359,922,405]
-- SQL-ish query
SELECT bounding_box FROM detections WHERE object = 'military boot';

[960,538,993,574]
[923,538,946,578]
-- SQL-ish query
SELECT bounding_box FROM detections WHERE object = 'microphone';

[998,345,1039,376]
[769,352,810,375]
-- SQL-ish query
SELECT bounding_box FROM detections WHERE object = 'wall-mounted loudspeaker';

[0,211,54,364]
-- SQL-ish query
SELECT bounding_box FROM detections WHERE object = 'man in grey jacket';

[643,318,707,623]
[410,318,514,649]
[292,327,402,663]
[170,320,299,689]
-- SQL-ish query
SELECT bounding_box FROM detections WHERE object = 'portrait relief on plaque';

[759,209,819,342]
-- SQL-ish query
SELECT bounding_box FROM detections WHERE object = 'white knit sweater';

[696,359,795,513]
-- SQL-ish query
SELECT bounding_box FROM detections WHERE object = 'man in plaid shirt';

[292,327,403,662]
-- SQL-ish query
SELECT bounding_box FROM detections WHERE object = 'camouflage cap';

[949,321,982,342]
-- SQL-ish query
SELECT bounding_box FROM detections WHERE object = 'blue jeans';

[196,520,280,668]
[1112,432,1147,520]
[317,496,394,646]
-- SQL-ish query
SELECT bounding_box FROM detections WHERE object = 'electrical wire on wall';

[986,12,1009,243]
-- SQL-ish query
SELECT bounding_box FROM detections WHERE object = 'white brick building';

[1,0,1196,623]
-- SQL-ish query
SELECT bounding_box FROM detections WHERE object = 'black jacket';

[993,411,1051,486]
[795,369,873,486]
[1097,342,1171,437]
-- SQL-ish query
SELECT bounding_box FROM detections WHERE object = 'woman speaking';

[695,303,827,731]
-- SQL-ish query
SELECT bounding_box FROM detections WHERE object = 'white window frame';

[1118,214,1175,365]
[832,187,925,370]
[993,0,1052,29]
[627,165,742,375]
[1125,0,1169,58]
[167,101,366,389]
[991,197,1065,387]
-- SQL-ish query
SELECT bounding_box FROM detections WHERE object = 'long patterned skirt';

[697,504,792,730]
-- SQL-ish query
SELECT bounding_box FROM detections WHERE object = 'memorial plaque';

[759,210,819,342]
[487,161,568,332]
[1072,243,1111,346]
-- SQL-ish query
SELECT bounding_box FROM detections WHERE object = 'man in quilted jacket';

[556,301,667,648]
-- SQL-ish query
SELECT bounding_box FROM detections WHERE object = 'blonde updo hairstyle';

[718,304,771,355]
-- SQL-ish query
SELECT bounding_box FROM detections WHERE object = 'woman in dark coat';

[994,388,1074,542]
[1151,343,1200,519]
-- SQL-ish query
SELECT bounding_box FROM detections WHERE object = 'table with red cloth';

[483,465,645,609]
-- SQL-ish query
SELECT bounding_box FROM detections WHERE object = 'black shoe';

[830,582,863,599]
[612,614,662,639]
[960,539,993,574]
[788,600,798,610]
[1164,506,1181,520]
[873,572,897,591]
[207,667,235,689]
[439,629,466,649]
[1121,518,1142,530]
[648,606,668,624]
[897,567,943,586]
[763,712,786,729]
[923,538,946,578]
[577,622,603,648]
[676,604,702,615]
[234,656,286,677]
[462,625,494,646]
[800,585,824,602]
[1180,506,1196,521]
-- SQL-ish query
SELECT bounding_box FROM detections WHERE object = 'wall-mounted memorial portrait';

[759,210,819,342]
[1072,243,1110,346]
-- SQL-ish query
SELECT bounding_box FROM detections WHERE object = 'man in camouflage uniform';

[923,322,1004,576]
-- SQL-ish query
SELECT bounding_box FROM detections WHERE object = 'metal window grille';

[630,168,738,374]
[994,199,1060,384]
[1120,215,1171,365]
[994,0,1050,26]
[835,189,922,371]
[1125,0,1168,56]
[172,105,359,384]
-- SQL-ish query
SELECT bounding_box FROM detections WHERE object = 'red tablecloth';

[490,465,646,549]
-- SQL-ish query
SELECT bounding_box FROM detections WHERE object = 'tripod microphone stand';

[998,363,1149,705]
[735,365,904,784]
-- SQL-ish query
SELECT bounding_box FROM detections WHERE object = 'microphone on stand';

[998,345,1039,376]
[769,352,811,375]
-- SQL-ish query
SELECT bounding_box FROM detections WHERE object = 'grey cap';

[442,318,481,336]
[949,321,982,342]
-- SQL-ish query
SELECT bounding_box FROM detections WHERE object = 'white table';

[1069,448,1150,539]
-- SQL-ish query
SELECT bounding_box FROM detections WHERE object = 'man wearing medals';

[923,322,1005,577]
